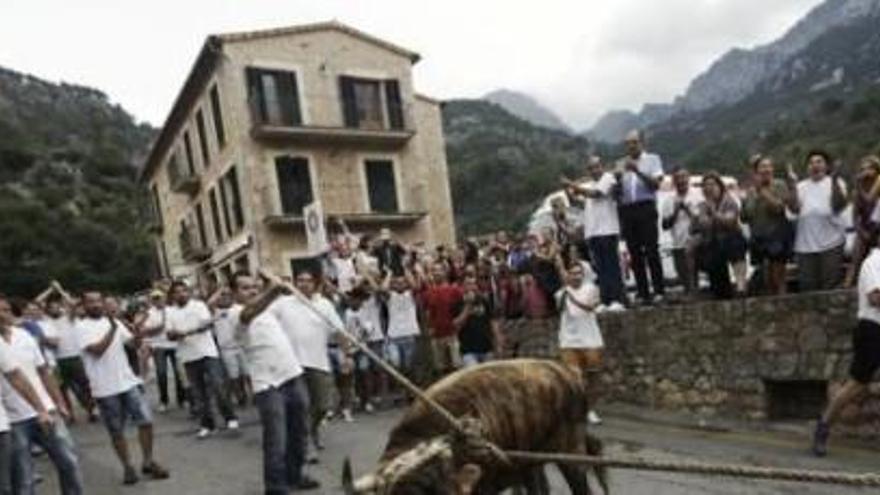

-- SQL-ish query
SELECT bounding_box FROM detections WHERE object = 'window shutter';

[246,68,265,124]
[385,80,404,130]
[339,76,358,128]
[288,72,302,125]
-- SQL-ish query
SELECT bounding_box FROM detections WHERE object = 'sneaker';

[142,461,170,480]
[293,476,321,491]
[812,419,830,457]
[595,304,608,314]
[157,404,168,414]
[364,402,375,414]
[587,410,603,425]
[342,409,354,423]
[607,302,626,312]
[652,294,665,305]
[226,419,240,431]
[123,466,139,485]
[196,428,213,439]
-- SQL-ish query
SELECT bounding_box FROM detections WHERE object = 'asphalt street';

[34,400,880,494]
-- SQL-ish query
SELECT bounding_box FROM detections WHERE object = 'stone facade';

[141,22,456,285]
[502,290,880,440]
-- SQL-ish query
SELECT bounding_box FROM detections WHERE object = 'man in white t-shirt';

[268,268,344,454]
[232,271,320,492]
[77,291,169,485]
[554,261,604,425]
[787,150,848,291]
[661,167,702,296]
[0,296,83,494]
[812,246,880,456]
[44,296,97,422]
[379,272,422,378]
[330,243,358,294]
[564,155,625,311]
[345,285,386,413]
[165,281,238,438]
[209,288,251,407]
[139,290,186,413]
[0,297,57,495]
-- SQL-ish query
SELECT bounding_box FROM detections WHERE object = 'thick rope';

[281,284,880,487]
[505,451,880,487]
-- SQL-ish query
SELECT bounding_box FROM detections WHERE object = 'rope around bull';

[281,282,880,488]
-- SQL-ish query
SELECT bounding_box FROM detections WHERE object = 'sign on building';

[304,201,329,255]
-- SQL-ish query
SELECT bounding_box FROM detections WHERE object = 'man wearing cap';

[139,289,186,413]
[372,228,406,277]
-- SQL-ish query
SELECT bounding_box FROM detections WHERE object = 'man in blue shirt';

[616,130,666,304]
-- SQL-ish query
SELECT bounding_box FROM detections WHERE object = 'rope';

[505,451,880,487]
[277,283,880,487]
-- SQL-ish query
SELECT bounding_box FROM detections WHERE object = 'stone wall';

[502,290,880,439]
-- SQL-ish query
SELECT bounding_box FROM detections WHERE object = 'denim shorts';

[356,342,386,372]
[96,386,152,436]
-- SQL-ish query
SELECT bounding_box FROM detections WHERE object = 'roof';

[216,20,421,63]
[139,21,421,183]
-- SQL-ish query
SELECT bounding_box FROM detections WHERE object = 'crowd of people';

[0,129,878,493]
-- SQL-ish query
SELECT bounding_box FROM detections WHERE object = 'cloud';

[0,0,823,129]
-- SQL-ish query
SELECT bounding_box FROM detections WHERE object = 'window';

[196,109,210,167]
[150,185,163,224]
[364,160,399,213]
[339,77,404,130]
[246,68,302,126]
[158,240,169,277]
[274,156,314,215]
[167,152,184,184]
[195,202,208,248]
[183,132,195,174]
[220,166,245,235]
[209,187,224,244]
[210,85,226,148]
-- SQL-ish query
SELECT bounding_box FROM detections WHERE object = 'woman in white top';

[786,150,849,292]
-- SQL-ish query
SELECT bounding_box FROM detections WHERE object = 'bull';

[343,358,608,494]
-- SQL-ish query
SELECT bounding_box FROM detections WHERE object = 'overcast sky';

[1,0,822,130]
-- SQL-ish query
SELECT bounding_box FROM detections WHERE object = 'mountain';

[591,0,880,142]
[647,6,880,174]
[0,66,156,297]
[483,89,572,132]
[443,99,610,235]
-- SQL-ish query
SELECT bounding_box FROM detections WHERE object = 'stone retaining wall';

[501,290,880,439]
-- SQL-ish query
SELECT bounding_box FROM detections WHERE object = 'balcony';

[264,211,427,229]
[251,123,414,148]
[170,172,201,196]
[179,229,212,262]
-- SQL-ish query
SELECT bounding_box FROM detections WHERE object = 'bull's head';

[342,437,483,495]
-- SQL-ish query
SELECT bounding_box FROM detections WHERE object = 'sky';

[0,0,823,130]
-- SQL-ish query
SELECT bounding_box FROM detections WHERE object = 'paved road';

[36,403,879,494]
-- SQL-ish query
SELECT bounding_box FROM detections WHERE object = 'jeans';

[184,357,237,430]
[671,248,696,294]
[0,432,10,495]
[11,416,83,495]
[619,201,665,300]
[587,235,625,304]
[796,245,844,292]
[153,347,186,407]
[254,377,309,495]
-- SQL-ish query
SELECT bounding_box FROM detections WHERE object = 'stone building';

[139,21,456,285]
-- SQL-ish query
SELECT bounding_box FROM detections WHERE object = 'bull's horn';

[343,458,378,494]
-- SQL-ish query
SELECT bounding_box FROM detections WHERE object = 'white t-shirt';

[793,177,846,254]
[268,295,343,373]
[165,300,219,363]
[386,291,421,339]
[582,172,620,238]
[331,256,358,293]
[0,340,22,432]
[142,306,175,350]
[0,327,55,423]
[76,317,141,399]
[49,316,80,360]
[38,318,58,367]
[555,283,604,350]
[213,304,243,351]
[345,303,384,344]
[858,248,880,324]
[237,312,302,393]
[660,191,703,250]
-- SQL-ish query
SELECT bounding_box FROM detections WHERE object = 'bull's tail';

[586,432,609,494]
